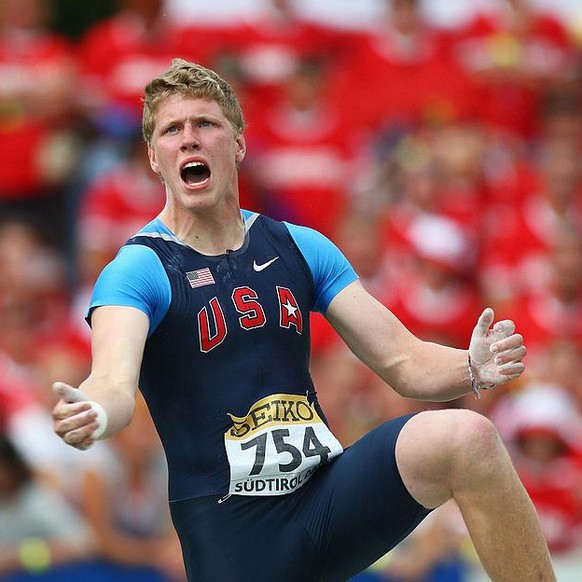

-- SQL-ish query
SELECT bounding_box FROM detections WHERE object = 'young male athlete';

[52,59,555,581]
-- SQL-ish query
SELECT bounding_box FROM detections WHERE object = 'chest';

[154,230,313,355]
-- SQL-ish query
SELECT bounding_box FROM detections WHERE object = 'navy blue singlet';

[89,211,357,501]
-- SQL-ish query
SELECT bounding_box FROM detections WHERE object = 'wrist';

[89,401,108,439]
[467,354,496,400]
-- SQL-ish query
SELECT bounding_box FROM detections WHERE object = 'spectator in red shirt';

[386,214,482,350]
[245,56,359,237]
[451,0,578,139]
[77,0,181,142]
[508,226,582,364]
[209,0,346,109]
[493,381,582,555]
[338,0,479,136]
[0,0,77,242]
[481,137,582,307]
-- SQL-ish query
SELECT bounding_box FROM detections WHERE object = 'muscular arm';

[52,305,149,449]
[325,281,525,401]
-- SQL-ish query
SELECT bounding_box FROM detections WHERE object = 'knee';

[396,409,506,507]
[435,409,509,492]
[443,409,501,460]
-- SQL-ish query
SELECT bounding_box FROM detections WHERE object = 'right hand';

[52,382,101,450]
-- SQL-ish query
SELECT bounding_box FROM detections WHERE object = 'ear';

[235,133,246,165]
[148,143,160,174]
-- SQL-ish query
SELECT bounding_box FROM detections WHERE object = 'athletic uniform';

[89,210,430,581]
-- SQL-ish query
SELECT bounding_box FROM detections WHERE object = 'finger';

[53,381,88,404]
[492,320,516,336]
[52,402,92,425]
[497,361,525,376]
[473,307,495,337]
[63,427,96,450]
[490,333,524,355]
[55,408,98,435]
[492,345,527,366]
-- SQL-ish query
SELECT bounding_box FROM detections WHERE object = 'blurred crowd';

[1,0,582,580]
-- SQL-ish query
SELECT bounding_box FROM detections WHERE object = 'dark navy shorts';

[169,414,431,582]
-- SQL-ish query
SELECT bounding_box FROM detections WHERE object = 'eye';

[164,125,179,135]
[198,120,214,128]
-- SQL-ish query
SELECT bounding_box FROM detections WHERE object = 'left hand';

[468,308,527,389]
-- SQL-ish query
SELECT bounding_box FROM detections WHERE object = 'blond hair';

[142,58,244,143]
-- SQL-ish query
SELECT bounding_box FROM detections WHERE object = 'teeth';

[183,161,204,169]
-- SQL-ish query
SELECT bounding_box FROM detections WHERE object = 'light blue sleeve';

[88,245,171,335]
[284,222,359,313]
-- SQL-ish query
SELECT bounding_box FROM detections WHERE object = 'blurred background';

[1,0,582,580]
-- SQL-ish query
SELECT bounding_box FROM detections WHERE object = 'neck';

[158,204,245,256]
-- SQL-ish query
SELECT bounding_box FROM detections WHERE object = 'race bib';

[224,394,343,496]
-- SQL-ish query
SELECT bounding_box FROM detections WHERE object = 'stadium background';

[1,0,582,580]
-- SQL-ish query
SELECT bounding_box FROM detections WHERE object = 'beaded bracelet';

[467,354,496,399]
[467,354,482,399]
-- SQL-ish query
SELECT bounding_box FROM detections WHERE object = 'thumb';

[473,307,495,338]
[53,382,88,404]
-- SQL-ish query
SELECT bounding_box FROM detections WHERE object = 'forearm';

[327,282,524,404]
[52,306,149,448]
[375,339,471,401]
[326,282,473,401]
[78,375,137,438]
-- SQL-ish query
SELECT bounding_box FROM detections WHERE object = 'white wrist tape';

[89,401,108,440]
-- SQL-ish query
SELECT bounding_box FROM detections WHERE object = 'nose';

[180,124,200,150]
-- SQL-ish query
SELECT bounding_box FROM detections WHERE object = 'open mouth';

[181,161,211,187]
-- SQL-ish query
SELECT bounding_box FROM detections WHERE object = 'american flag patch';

[186,268,215,289]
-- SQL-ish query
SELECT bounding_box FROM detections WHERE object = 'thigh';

[295,415,432,582]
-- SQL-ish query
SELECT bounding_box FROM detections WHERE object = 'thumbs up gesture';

[52,382,108,450]
[468,308,527,393]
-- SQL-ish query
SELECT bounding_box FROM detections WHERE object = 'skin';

[52,93,555,581]
[149,95,247,254]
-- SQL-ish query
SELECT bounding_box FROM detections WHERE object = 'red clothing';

[78,12,183,121]
[481,180,582,300]
[452,10,577,137]
[0,352,39,431]
[387,271,480,348]
[222,16,345,106]
[515,451,582,554]
[79,160,165,262]
[510,290,582,359]
[338,27,479,132]
[246,99,357,237]
[0,29,74,197]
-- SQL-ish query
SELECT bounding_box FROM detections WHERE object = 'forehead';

[154,94,225,125]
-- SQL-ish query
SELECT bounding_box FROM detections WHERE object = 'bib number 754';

[242,426,331,475]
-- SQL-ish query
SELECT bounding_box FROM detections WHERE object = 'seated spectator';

[78,395,185,581]
[451,0,578,139]
[386,214,481,350]
[76,0,180,139]
[0,433,95,579]
[481,137,582,307]
[245,56,359,237]
[0,217,70,366]
[72,0,185,202]
[0,217,110,503]
[338,0,478,136]
[76,132,165,286]
[209,0,346,108]
[505,226,582,363]
[0,0,77,245]
[492,383,582,555]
